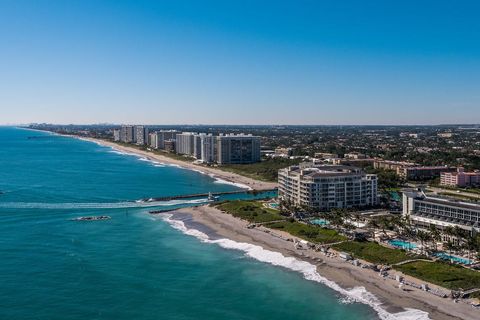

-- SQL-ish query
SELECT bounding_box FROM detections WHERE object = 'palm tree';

[377,216,392,238]
[416,230,432,255]
[428,225,441,252]
[367,218,380,236]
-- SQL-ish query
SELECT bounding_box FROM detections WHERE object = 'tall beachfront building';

[402,190,480,237]
[175,132,196,155]
[148,132,157,149]
[278,164,378,210]
[113,129,120,142]
[201,134,216,163]
[156,130,179,150]
[216,134,261,164]
[120,125,135,143]
[135,126,148,145]
[193,134,203,159]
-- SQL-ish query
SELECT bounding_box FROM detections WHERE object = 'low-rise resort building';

[403,190,480,238]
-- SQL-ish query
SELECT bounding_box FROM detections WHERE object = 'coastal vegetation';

[215,200,346,244]
[396,261,480,291]
[267,221,346,244]
[219,158,302,182]
[332,241,415,265]
[216,200,284,223]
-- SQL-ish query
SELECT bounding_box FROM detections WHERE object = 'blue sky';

[1,0,479,125]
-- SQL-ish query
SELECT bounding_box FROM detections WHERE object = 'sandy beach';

[165,205,479,320]
[76,137,277,191]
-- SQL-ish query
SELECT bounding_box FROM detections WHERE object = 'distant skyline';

[1,1,480,125]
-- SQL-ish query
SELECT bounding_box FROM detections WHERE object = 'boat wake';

[161,214,431,320]
[0,198,209,210]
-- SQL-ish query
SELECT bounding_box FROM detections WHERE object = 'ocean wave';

[0,198,209,210]
[161,214,431,320]
[211,176,252,190]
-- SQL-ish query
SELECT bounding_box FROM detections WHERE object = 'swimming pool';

[311,219,329,226]
[268,203,279,210]
[388,239,417,250]
[433,252,473,265]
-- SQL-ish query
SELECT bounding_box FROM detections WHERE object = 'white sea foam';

[0,198,209,210]
[161,214,431,320]
[208,174,252,190]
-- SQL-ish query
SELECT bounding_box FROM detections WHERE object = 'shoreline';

[74,136,277,191]
[162,205,479,320]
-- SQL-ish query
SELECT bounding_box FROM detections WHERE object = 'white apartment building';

[278,164,378,210]
[175,132,196,155]
[113,129,120,142]
[200,134,216,163]
[148,132,157,149]
[135,126,148,145]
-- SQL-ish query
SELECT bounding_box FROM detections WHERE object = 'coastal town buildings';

[344,152,367,159]
[278,164,378,210]
[402,190,480,236]
[217,134,261,164]
[373,160,457,180]
[275,147,293,157]
[440,168,480,187]
[155,130,179,150]
[113,127,261,165]
[314,152,339,159]
[400,166,457,180]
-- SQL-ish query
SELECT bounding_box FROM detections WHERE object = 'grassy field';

[219,158,302,182]
[267,221,346,244]
[396,261,480,290]
[332,241,415,265]
[216,200,284,223]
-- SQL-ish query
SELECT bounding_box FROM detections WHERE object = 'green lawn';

[396,261,480,291]
[219,158,302,182]
[267,221,346,244]
[332,241,415,265]
[216,200,284,223]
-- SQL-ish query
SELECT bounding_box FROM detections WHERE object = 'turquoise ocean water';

[0,127,425,320]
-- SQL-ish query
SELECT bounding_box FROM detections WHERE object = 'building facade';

[148,132,157,149]
[120,125,135,143]
[164,139,176,153]
[175,132,195,155]
[217,134,261,165]
[135,126,148,145]
[113,129,120,142]
[400,166,457,180]
[402,190,480,235]
[200,134,216,163]
[278,164,378,210]
[155,130,179,150]
[440,168,480,187]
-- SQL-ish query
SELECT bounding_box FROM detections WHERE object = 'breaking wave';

[161,214,431,320]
